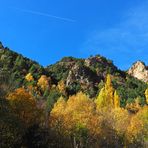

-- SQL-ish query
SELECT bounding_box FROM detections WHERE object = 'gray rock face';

[66,63,100,87]
[128,61,148,83]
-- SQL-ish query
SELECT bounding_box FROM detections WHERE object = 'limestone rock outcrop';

[128,61,148,83]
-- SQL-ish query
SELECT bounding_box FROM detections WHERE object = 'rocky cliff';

[128,61,148,83]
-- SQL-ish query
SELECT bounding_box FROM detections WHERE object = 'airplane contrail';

[9,7,76,23]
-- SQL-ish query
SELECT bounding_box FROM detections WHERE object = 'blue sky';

[0,0,148,70]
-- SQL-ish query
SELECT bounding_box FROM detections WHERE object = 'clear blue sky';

[0,0,148,70]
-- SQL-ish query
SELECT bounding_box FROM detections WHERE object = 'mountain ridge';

[0,41,147,106]
[1,41,147,75]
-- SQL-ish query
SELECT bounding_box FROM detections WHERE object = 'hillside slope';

[46,56,147,105]
[0,42,47,85]
[0,42,147,106]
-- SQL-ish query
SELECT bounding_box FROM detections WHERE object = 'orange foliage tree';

[7,88,42,127]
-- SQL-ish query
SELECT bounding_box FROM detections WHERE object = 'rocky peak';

[128,61,148,83]
[66,62,100,87]
[85,56,102,67]
[84,55,113,67]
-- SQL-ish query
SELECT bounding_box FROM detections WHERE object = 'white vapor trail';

[10,7,76,23]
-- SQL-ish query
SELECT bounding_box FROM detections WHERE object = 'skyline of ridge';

[0,0,148,70]
[0,41,147,71]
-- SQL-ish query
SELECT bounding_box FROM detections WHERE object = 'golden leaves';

[7,87,42,126]
[49,83,148,146]
[37,75,50,91]
[145,88,148,104]
[126,106,148,143]
[25,73,34,82]
[95,74,120,109]
[114,90,120,108]
[50,92,98,136]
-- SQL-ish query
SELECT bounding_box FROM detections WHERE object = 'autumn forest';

[0,43,148,148]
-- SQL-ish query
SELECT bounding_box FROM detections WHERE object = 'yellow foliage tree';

[25,73,41,97]
[50,90,148,147]
[50,92,103,146]
[97,108,130,146]
[145,88,148,104]
[57,80,66,96]
[95,74,116,109]
[126,106,148,145]
[105,74,114,105]
[50,96,66,133]
[37,75,50,91]
[114,90,120,108]
[50,91,133,147]
[95,87,107,109]
[109,108,130,136]
[7,88,42,126]
[65,92,96,131]
[25,73,34,82]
